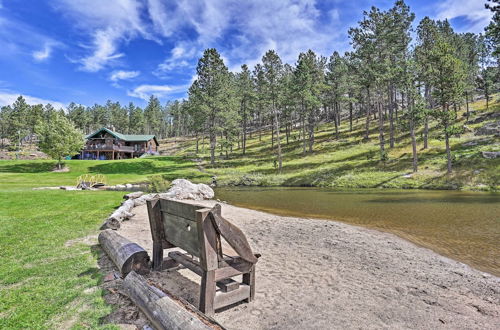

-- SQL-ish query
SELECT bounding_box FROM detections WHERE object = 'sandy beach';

[100,200,500,329]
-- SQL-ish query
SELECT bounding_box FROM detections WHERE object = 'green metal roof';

[86,127,159,145]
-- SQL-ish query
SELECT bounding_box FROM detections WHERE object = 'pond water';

[215,187,500,277]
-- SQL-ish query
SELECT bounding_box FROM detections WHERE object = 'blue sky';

[0,0,493,108]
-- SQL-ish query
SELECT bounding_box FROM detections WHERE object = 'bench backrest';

[148,198,256,272]
[158,199,207,258]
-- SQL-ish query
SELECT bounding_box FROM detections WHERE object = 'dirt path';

[113,201,499,329]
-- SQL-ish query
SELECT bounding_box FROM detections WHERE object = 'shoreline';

[105,200,500,329]
[212,182,499,192]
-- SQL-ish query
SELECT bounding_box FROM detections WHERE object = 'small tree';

[36,110,84,169]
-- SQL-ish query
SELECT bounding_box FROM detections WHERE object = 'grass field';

[0,157,208,329]
[165,96,500,191]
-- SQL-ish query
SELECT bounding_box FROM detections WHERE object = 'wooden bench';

[146,198,260,315]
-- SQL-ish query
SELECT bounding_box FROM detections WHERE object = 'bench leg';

[152,241,163,271]
[200,270,216,315]
[242,265,255,302]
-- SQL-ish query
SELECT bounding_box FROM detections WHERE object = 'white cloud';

[435,0,493,33]
[0,91,66,109]
[0,16,62,60]
[32,43,53,61]
[153,0,344,76]
[127,84,186,100]
[52,0,154,72]
[155,43,199,76]
[109,70,140,81]
[79,28,125,71]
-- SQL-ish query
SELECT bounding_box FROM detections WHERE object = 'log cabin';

[80,127,159,160]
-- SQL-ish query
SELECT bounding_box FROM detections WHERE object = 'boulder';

[482,151,500,159]
[164,179,215,200]
[475,121,500,136]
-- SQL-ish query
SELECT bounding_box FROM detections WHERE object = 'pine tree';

[262,50,284,171]
[67,102,88,132]
[189,48,233,165]
[428,34,467,173]
[326,51,348,139]
[485,0,500,59]
[128,102,145,134]
[144,96,162,135]
[7,96,30,148]
[236,64,255,155]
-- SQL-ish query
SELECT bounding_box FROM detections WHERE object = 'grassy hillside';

[164,96,500,191]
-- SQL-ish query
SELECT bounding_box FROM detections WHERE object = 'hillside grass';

[0,156,208,329]
[165,96,500,191]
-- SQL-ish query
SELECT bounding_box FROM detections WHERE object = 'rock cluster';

[101,179,214,230]
[475,121,500,137]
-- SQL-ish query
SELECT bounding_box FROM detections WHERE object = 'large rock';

[475,121,500,137]
[482,151,500,159]
[163,179,215,200]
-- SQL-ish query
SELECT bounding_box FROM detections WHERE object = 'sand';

[103,200,499,329]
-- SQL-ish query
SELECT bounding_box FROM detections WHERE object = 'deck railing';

[83,144,142,152]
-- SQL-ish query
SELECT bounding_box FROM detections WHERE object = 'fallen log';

[124,271,225,330]
[98,230,150,276]
[124,191,144,200]
[101,199,136,229]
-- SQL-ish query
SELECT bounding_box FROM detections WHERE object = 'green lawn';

[166,96,500,191]
[0,156,208,329]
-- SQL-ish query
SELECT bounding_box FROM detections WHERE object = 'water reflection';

[215,187,500,276]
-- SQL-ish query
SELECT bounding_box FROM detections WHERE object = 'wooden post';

[112,150,115,160]
[147,199,165,271]
[200,270,216,316]
[242,266,256,302]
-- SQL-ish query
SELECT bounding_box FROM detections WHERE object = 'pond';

[215,187,500,277]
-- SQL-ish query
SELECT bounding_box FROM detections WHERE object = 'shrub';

[149,174,171,192]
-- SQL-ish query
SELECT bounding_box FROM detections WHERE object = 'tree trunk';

[423,87,431,149]
[364,88,372,140]
[445,128,452,174]
[302,103,307,155]
[423,117,429,150]
[465,91,470,122]
[271,121,274,149]
[332,104,339,139]
[308,111,315,153]
[389,88,395,148]
[410,97,418,173]
[336,101,341,129]
[242,109,247,155]
[444,111,452,174]
[349,99,353,132]
[377,101,385,160]
[210,131,216,165]
[274,103,282,172]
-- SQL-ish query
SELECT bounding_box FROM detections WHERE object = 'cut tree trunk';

[123,271,225,330]
[98,230,150,276]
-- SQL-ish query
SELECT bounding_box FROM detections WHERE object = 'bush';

[148,175,171,192]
